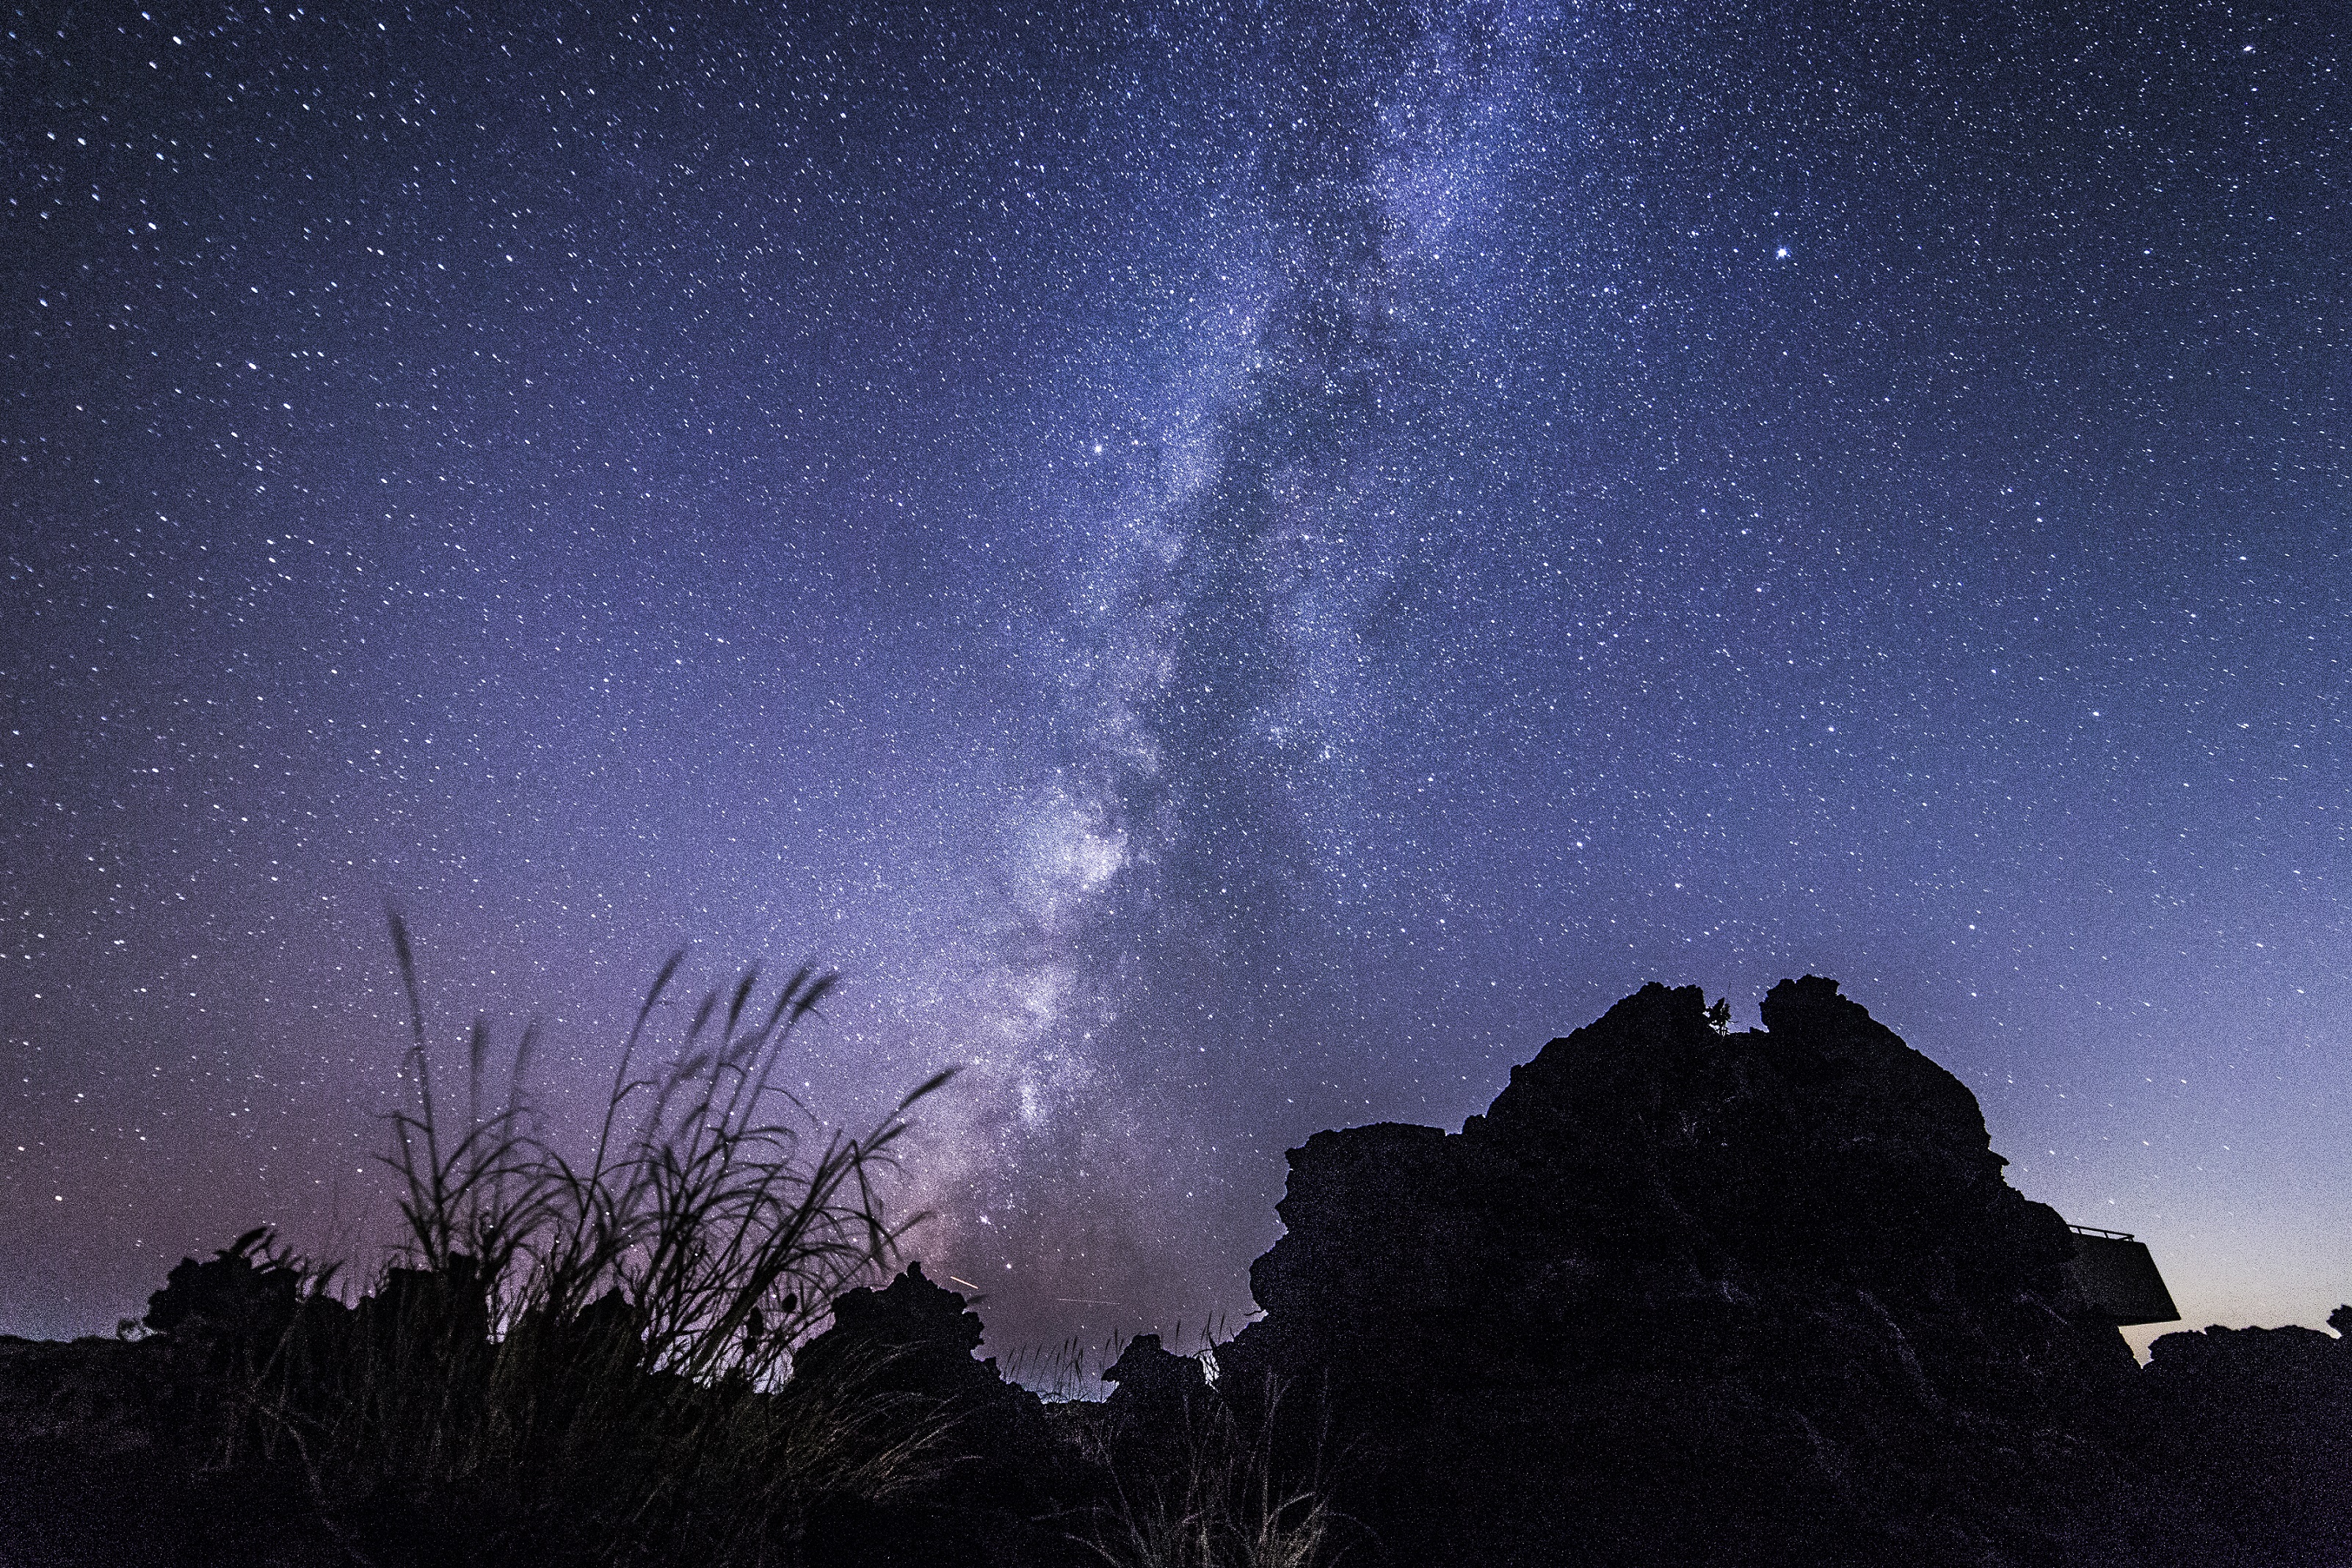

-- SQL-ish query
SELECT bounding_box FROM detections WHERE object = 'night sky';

[4,0,2345,1360]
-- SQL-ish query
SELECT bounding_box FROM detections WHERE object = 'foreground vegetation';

[84,921,1342,1568]
[146,925,951,1560]
[20,972,2342,1568]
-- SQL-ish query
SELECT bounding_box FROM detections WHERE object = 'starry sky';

[4,0,2345,1358]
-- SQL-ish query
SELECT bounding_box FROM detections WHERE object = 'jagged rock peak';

[819,1259,986,1357]
[1218,979,2136,1568]
[1468,978,2000,1175]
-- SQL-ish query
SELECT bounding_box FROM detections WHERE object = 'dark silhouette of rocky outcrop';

[1097,1330,1214,1481]
[790,1260,1091,1567]
[4,977,2347,1567]
[0,1232,347,1568]
[795,1260,1062,1487]
[1102,1332,1211,1429]
[2137,1310,2352,1565]
[1214,978,2243,1567]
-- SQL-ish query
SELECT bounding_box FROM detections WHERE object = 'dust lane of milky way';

[2,1,2345,1359]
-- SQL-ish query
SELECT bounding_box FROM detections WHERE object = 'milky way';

[4,1,2345,1359]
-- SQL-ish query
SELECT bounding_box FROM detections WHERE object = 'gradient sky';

[4,0,2345,1360]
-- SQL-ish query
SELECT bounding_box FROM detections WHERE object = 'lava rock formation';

[1215,977,2237,1567]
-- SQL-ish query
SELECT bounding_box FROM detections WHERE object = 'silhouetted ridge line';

[2,979,2345,1567]
[1211,977,2334,1568]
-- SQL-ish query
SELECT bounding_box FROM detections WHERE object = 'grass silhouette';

[173,918,963,1565]
[1081,1374,1346,1568]
[128,917,1355,1567]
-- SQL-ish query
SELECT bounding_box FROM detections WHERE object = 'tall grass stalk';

[231,919,962,1564]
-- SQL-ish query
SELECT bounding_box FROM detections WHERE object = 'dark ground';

[4,979,2345,1567]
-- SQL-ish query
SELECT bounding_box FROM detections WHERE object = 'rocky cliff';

[1214,977,2232,1567]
